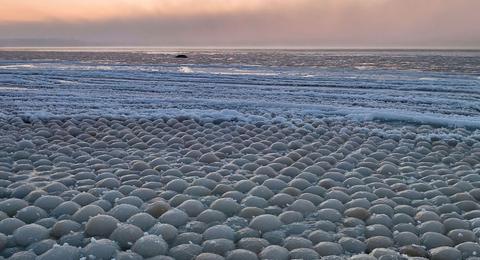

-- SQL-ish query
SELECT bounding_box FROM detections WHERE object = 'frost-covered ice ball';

[85,214,119,237]
[177,199,205,217]
[313,241,344,256]
[13,223,49,247]
[110,224,144,250]
[51,220,82,238]
[338,237,367,254]
[131,235,168,258]
[37,245,81,260]
[259,245,289,260]
[126,212,157,231]
[289,248,320,260]
[15,206,48,223]
[145,200,171,218]
[365,236,394,252]
[210,198,241,217]
[249,214,282,233]
[199,153,220,164]
[168,244,203,260]
[224,248,259,260]
[202,238,235,256]
[203,225,235,241]
[72,205,105,223]
[148,223,178,242]
[33,195,64,211]
[429,246,462,260]
[0,198,29,216]
[108,204,141,222]
[159,208,189,227]
[83,239,119,260]
[196,252,226,260]
[237,237,270,254]
[165,179,189,193]
[287,199,316,216]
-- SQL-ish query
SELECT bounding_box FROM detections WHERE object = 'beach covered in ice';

[0,49,480,259]
[0,116,479,259]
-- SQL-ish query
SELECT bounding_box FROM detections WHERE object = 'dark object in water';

[175,54,188,59]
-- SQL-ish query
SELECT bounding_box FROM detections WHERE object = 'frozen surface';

[1,49,480,259]
[0,49,479,128]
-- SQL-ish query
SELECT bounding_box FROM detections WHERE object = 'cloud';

[0,0,478,48]
[0,0,289,23]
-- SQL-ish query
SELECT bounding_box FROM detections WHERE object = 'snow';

[178,66,194,73]
[0,64,36,69]
[346,110,480,129]
[419,77,439,81]
[354,66,374,70]
[0,86,30,91]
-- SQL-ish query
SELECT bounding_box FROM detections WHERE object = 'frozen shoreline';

[2,106,479,131]
[0,116,479,258]
[1,50,479,129]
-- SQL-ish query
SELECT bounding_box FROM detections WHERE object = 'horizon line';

[1,46,480,51]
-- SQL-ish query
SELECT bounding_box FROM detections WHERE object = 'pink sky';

[0,0,478,48]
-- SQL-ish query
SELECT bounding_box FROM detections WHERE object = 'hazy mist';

[1,0,479,48]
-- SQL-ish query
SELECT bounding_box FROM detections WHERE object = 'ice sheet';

[0,50,479,128]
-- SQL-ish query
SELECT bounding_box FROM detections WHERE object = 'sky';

[0,0,479,48]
